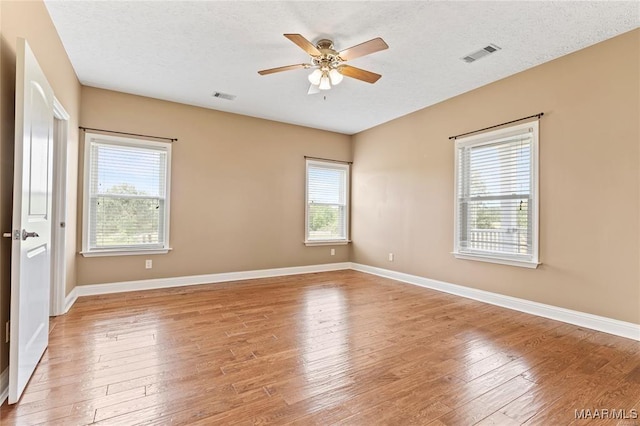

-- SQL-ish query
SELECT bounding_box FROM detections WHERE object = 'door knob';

[22,230,39,240]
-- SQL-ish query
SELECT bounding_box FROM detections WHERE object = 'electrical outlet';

[145,259,152,269]
[388,253,394,262]
[330,248,335,256]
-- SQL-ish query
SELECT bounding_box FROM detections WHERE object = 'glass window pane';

[85,135,170,252]
[306,160,349,242]
[455,123,537,264]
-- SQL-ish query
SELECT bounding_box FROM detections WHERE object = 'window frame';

[304,159,351,246]
[81,132,172,257]
[453,121,539,268]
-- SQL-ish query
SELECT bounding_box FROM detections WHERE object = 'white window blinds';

[454,121,539,267]
[83,134,171,254]
[305,159,350,243]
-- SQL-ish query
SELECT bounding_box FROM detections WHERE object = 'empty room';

[0,1,639,424]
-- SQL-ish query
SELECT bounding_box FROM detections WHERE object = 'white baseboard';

[0,367,8,405]
[351,263,640,341]
[61,261,639,342]
[74,262,352,298]
[64,287,78,314]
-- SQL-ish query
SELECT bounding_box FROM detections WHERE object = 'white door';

[8,38,55,404]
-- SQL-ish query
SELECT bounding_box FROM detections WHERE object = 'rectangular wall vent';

[462,44,501,63]
[212,91,237,101]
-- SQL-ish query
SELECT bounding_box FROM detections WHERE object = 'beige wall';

[351,29,640,325]
[77,87,351,285]
[0,0,81,373]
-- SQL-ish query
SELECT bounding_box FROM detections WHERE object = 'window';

[453,121,539,268]
[305,159,350,245]
[82,133,171,256]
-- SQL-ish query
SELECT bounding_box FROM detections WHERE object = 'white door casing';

[8,38,55,404]
[51,100,69,316]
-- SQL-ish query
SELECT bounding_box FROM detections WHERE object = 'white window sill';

[453,252,540,269]
[80,248,172,257]
[304,240,351,247]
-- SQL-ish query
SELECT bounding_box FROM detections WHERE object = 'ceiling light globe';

[319,75,331,90]
[308,69,323,85]
[328,69,343,85]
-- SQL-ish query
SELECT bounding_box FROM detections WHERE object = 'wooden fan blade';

[258,63,310,75]
[339,65,382,84]
[338,37,388,61]
[284,34,321,56]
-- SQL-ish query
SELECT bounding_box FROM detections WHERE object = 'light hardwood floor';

[1,270,639,425]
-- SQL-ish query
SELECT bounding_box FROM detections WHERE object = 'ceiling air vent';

[212,91,236,101]
[461,44,501,63]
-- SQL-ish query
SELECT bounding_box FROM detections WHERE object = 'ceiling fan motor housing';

[313,39,342,70]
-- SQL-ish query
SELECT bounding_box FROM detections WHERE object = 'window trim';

[81,132,172,257]
[453,121,540,268]
[304,158,351,246]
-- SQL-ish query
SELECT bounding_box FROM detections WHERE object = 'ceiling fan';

[258,34,388,94]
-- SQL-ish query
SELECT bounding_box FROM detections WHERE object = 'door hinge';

[5,321,9,343]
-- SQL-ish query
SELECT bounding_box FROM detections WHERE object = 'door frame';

[50,98,68,316]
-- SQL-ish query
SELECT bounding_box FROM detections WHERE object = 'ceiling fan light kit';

[258,33,388,94]
[307,66,342,90]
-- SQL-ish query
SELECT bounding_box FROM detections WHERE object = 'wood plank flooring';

[1,270,638,425]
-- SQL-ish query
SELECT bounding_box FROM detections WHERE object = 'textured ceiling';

[44,1,638,135]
